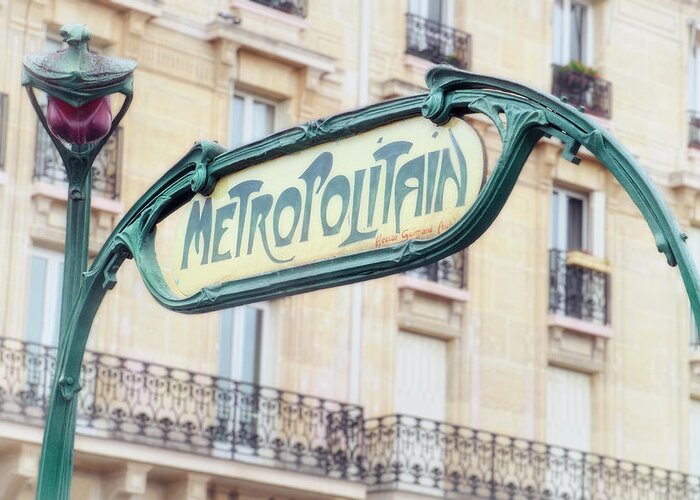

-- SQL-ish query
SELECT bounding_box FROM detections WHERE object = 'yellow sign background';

[155,116,485,297]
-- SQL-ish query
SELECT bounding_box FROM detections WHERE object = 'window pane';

[251,101,274,143]
[427,0,443,22]
[241,307,262,385]
[25,256,48,344]
[218,309,235,378]
[567,197,584,250]
[551,191,560,248]
[229,95,245,149]
[569,3,587,62]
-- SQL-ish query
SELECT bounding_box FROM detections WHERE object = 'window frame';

[552,0,594,66]
[218,302,273,386]
[228,91,277,149]
[551,186,590,252]
[25,247,64,347]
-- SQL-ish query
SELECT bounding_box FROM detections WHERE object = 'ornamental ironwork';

[249,0,308,18]
[0,337,362,479]
[34,115,121,199]
[405,13,472,69]
[549,248,610,324]
[361,415,700,498]
[552,64,612,119]
[3,336,700,496]
[405,250,467,288]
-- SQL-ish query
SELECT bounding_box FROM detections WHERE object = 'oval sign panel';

[155,116,485,297]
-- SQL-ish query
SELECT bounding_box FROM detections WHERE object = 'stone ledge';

[396,275,469,339]
[548,314,612,374]
[94,0,163,17]
[231,0,309,30]
[31,182,123,255]
[566,250,612,274]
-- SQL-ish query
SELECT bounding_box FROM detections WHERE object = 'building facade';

[1,0,700,498]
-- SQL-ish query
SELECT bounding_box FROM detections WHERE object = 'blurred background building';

[0,0,699,498]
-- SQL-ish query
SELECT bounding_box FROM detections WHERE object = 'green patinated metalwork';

[21,25,136,500]
[24,27,700,499]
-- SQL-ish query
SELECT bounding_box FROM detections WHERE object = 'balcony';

[405,13,472,69]
[361,415,700,497]
[0,337,363,479]
[1,337,699,496]
[34,117,121,200]
[249,0,307,18]
[552,64,612,119]
[405,251,467,289]
[549,249,610,325]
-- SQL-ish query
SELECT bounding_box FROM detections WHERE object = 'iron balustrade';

[405,251,467,288]
[361,414,700,498]
[0,337,363,479]
[249,0,308,18]
[690,111,700,147]
[549,248,610,324]
[405,13,472,69]
[2,337,700,495]
[34,115,121,199]
[552,64,612,119]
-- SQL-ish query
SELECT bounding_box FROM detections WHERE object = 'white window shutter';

[395,331,447,421]
[546,367,591,451]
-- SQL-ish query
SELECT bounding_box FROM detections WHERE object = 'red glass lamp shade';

[46,95,112,144]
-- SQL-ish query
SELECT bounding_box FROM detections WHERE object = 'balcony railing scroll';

[405,13,472,69]
[549,248,610,324]
[249,0,308,18]
[0,337,363,479]
[361,414,700,498]
[34,114,121,199]
[405,251,466,289]
[552,64,612,119]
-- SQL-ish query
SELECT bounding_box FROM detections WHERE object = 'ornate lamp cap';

[22,24,137,107]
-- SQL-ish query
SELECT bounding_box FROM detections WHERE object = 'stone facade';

[0,0,699,498]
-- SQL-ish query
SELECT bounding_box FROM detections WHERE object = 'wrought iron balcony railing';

[1,337,700,495]
[34,115,121,199]
[249,0,308,18]
[690,111,700,148]
[549,248,610,324]
[361,415,700,498]
[405,13,472,69]
[405,251,467,288]
[0,337,363,479]
[552,64,612,119]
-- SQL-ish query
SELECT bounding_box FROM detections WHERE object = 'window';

[218,305,264,384]
[552,0,593,66]
[394,330,447,421]
[25,248,64,347]
[408,0,446,24]
[551,187,589,252]
[689,29,700,146]
[229,92,275,149]
[546,367,591,451]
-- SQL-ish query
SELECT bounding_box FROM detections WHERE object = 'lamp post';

[22,24,136,499]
